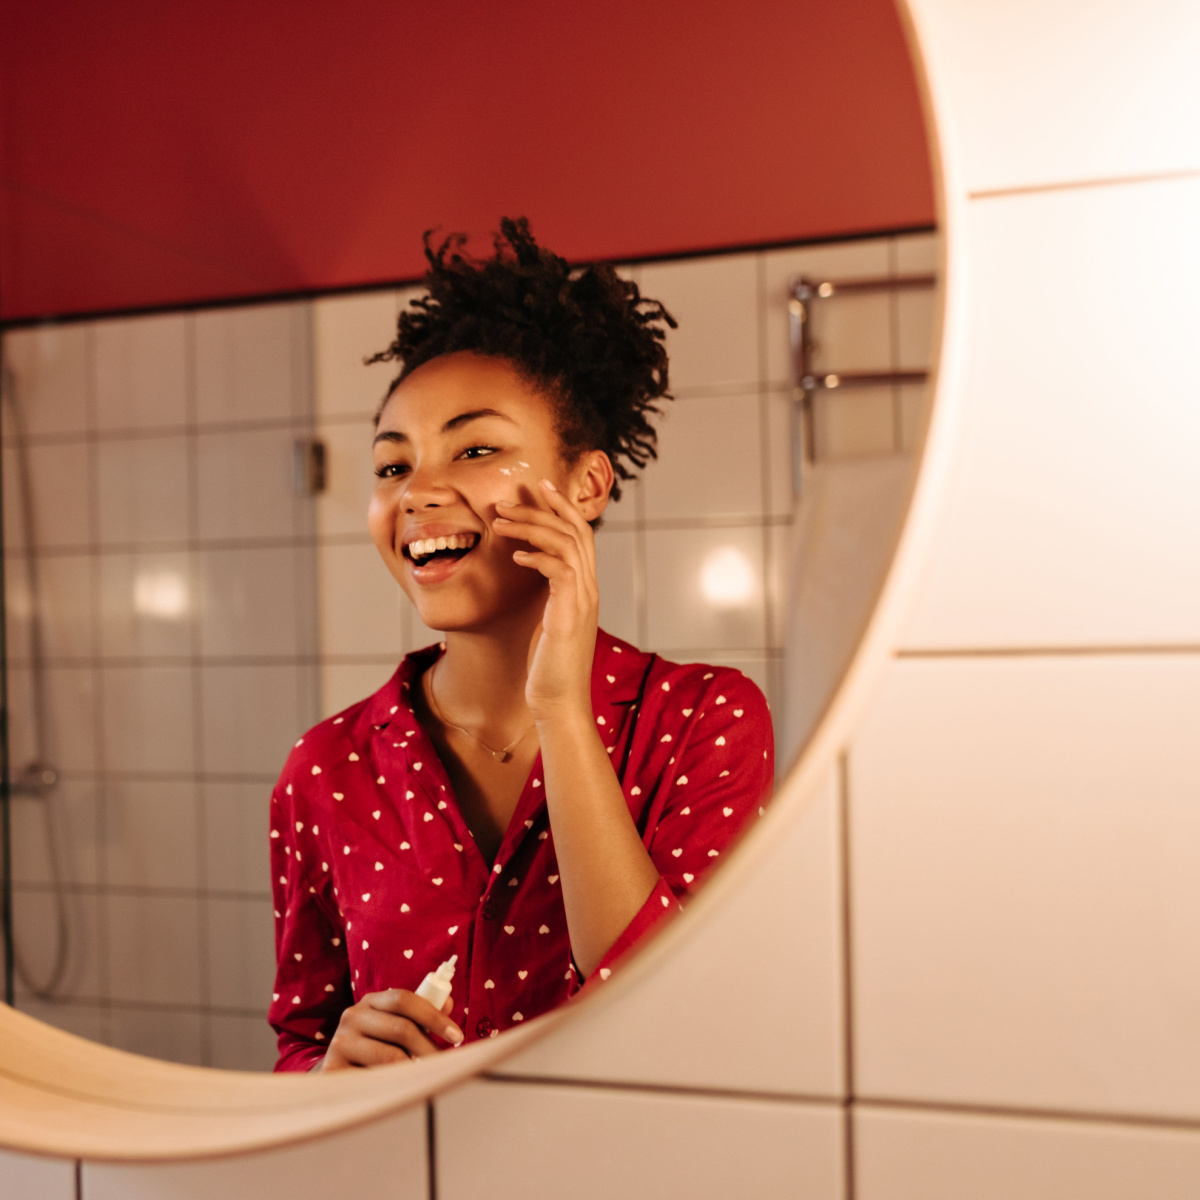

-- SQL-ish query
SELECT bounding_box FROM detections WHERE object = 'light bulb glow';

[133,570,189,619]
[699,545,757,610]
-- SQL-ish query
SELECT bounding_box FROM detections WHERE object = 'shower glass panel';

[1,309,320,1069]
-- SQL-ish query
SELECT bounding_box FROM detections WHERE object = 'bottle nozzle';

[436,954,457,982]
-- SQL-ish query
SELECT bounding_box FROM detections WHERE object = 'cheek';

[470,462,539,511]
[367,490,396,549]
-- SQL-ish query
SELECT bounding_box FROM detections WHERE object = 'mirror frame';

[0,0,962,1162]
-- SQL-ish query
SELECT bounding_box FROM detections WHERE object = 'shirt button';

[475,1018,494,1039]
[482,902,497,920]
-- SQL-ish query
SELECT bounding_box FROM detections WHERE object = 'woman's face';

[368,351,609,633]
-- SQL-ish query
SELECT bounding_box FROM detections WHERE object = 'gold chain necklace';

[426,657,533,764]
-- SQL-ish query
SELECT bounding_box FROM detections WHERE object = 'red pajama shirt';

[268,631,774,1072]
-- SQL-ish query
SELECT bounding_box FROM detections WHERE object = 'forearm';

[537,707,660,977]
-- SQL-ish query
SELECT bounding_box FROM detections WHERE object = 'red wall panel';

[0,0,934,320]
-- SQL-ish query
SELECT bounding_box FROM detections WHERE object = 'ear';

[569,450,615,522]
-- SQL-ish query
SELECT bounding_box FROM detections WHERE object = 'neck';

[428,603,544,737]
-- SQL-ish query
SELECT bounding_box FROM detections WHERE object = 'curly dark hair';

[366,217,676,503]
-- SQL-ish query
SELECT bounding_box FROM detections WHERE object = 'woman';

[269,219,773,1071]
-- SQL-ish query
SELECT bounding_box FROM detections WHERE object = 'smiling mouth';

[403,532,480,568]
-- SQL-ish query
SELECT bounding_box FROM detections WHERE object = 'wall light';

[699,545,758,610]
[133,570,189,619]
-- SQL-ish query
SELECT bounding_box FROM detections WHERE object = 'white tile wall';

[103,779,200,890]
[3,301,319,1071]
[106,893,201,1006]
[320,661,403,717]
[98,551,193,658]
[82,1109,428,1200]
[437,1080,844,1200]
[25,441,92,549]
[94,313,187,431]
[194,427,302,542]
[502,768,844,1096]
[593,528,639,646]
[204,896,276,1011]
[96,436,190,547]
[207,1012,278,1072]
[42,666,99,772]
[203,782,272,895]
[641,391,764,521]
[639,253,759,390]
[12,887,104,1002]
[855,1105,1200,1200]
[317,541,404,659]
[644,524,766,652]
[902,177,1200,651]
[197,546,304,658]
[194,302,308,425]
[108,1007,205,1067]
[100,666,195,774]
[313,419,379,539]
[199,663,312,776]
[1,323,89,437]
[9,779,101,887]
[913,0,1200,192]
[850,656,1200,1118]
[311,290,404,419]
[27,553,95,660]
[0,1147,76,1200]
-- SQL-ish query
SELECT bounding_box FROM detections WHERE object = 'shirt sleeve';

[590,667,774,981]
[267,766,353,1073]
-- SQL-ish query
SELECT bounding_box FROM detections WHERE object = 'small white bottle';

[415,953,457,1009]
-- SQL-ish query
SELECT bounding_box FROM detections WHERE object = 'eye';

[458,444,499,460]
[374,461,410,479]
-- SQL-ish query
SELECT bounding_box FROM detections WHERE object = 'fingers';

[324,989,465,1069]
[368,988,464,1046]
[496,479,595,555]
[510,549,579,589]
[354,1007,442,1059]
[494,516,583,565]
[495,482,597,585]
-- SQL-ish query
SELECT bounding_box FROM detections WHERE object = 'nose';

[401,459,456,513]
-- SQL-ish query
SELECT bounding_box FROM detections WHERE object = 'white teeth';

[408,533,477,562]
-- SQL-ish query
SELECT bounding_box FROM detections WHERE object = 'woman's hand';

[316,989,464,1071]
[494,478,599,723]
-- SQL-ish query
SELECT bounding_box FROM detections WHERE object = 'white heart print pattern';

[271,639,770,1062]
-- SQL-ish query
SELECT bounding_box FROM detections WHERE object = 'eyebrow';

[373,408,516,446]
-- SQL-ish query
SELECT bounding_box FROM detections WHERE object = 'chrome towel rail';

[788,272,937,494]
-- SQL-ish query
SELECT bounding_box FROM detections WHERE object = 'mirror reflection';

[1,216,937,1071]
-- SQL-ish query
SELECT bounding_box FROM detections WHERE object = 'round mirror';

[0,0,941,1160]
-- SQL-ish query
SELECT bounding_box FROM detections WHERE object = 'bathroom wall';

[1,307,320,1070]
[1,230,937,1079]
[8,0,1200,1194]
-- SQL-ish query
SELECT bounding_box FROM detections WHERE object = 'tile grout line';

[83,322,114,1047]
[838,751,857,1200]
[754,251,781,725]
[426,1099,438,1200]
[4,510,797,560]
[857,1094,1200,1136]
[897,644,1200,659]
[185,312,214,1067]
[482,1071,843,1108]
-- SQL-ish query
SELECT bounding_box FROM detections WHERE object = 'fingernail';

[541,477,557,491]
[446,1024,464,1045]
[493,516,510,524]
